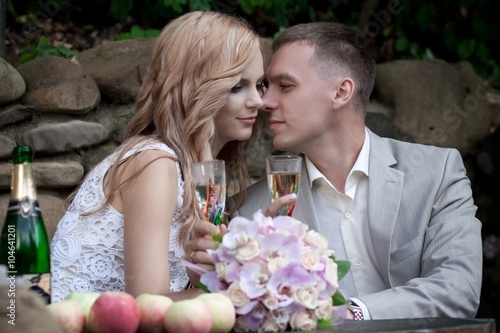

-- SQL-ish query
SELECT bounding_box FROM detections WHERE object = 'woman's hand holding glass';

[190,160,227,226]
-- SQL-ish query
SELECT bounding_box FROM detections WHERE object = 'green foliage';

[18,36,78,64]
[5,0,16,16]
[371,0,500,88]
[110,0,134,22]
[6,0,499,88]
[115,25,161,40]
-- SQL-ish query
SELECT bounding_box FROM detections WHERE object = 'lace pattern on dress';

[51,141,189,301]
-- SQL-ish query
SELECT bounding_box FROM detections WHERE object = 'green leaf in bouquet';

[212,234,223,243]
[332,257,351,281]
[332,290,348,306]
[196,281,210,293]
[317,318,335,330]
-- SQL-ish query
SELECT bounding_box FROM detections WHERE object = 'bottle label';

[15,273,51,304]
[7,197,42,218]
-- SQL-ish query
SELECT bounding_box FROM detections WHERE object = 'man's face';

[262,42,336,153]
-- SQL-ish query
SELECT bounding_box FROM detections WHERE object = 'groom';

[228,21,482,320]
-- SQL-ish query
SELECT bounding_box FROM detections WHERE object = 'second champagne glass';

[190,160,226,226]
[266,155,302,216]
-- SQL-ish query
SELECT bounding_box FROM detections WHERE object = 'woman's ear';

[332,77,355,110]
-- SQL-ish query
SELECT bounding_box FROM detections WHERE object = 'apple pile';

[47,291,236,333]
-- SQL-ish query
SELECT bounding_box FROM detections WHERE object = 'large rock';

[17,56,100,114]
[84,102,135,143]
[0,161,84,189]
[0,104,36,128]
[0,57,26,104]
[374,59,491,155]
[75,38,156,103]
[23,120,110,154]
[488,92,500,129]
[0,134,16,159]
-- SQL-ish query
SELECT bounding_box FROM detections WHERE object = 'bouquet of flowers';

[199,211,351,332]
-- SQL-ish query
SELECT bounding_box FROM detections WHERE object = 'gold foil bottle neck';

[10,163,38,201]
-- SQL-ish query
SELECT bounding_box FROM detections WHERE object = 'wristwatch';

[351,305,364,320]
[349,301,364,320]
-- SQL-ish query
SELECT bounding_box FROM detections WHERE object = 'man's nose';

[261,90,277,113]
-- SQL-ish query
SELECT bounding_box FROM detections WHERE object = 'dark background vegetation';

[3,0,500,87]
[2,0,500,326]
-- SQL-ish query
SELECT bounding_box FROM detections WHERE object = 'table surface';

[309,318,496,333]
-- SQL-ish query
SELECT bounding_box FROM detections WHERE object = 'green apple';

[47,300,86,333]
[65,292,100,332]
[136,293,173,333]
[164,299,212,333]
[197,293,236,333]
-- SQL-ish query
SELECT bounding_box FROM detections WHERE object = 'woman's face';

[213,50,265,152]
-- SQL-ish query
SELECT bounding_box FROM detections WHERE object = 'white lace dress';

[50,141,189,302]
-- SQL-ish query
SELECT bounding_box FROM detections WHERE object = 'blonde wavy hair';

[99,11,263,248]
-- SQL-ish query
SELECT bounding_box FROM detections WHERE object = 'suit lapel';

[367,130,404,285]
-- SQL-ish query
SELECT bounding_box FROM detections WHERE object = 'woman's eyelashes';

[230,79,266,94]
[230,85,243,93]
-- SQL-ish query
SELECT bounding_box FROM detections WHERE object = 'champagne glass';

[190,160,226,226]
[266,155,302,216]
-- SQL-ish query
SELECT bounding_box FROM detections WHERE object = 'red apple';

[136,294,173,333]
[164,299,213,333]
[89,291,140,333]
[47,299,86,333]
[197,293,236,333]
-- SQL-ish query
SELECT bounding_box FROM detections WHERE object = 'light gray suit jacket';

[229,129,482,319]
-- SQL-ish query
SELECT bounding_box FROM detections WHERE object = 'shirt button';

[344,212,351,219]
[356,259,362,265]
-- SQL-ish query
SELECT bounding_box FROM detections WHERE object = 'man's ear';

[332,77,355,110]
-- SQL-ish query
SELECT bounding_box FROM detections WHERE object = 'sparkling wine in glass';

[190,160,226,226]
[266,155,302,216]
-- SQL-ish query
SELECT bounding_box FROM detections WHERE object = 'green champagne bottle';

[0,145,51,304]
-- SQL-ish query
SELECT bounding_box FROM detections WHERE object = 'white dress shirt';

[306,128,386,318]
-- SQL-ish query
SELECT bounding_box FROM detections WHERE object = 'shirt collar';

[306,127,370,188]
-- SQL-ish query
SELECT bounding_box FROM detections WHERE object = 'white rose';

[304,230,329,254]
[325,259,339,288]
[301,250,321,271]
[270,309,290,330]
[235,239,260,263]
[233,315,251,333]
[262,292,279,310]
[216,262,227,279]
[293,286,319,309]
[267,257,289,274]
[290,309,317,331]
[313,298,333,320]
[258,318,280,332]
[227,281,250,307]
